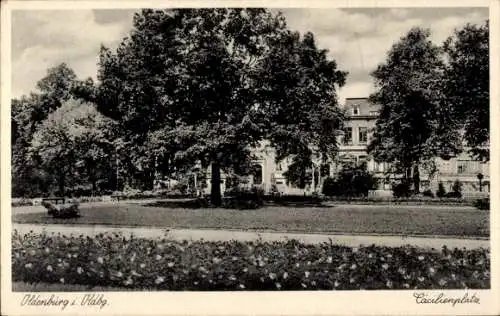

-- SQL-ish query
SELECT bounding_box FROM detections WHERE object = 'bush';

[445,191,462,198]
[322,163,377,197]
[392,182,411,198]
[270,194,322,205]
[422,190,434,198]
[451,180,463,198]
[436,182,446,198]
[222,186,264,209]
[41,201,80,219]
[12,231,490,290]
[474,198,490,210]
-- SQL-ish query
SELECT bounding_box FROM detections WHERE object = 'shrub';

[322,163,377,197]
[392,182,411,198]
[12,231,490,290]
[41,201,80,218]
[422,190,434,198]
[473,198,490,210]
[436,182,446,198]
[451,180,463,198]
[222,186,264,209]
[271,194,322,205]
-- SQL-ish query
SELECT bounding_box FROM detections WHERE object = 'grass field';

[12,203,489,237]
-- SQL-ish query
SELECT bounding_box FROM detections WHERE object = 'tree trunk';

[211,162,222,206]
[412,164,420,194]
[58,172,65,197]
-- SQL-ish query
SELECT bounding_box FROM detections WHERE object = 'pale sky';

[11,7,488,103]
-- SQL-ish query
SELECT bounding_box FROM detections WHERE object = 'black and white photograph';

[1,0,498,315]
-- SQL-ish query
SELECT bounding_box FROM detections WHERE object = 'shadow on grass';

[142,199,329,209]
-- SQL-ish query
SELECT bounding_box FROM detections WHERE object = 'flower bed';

[12,231,489,291]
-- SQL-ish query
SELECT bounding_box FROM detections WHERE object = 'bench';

[42,197,66,205]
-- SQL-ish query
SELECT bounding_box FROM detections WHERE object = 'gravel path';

[12,223,489,250]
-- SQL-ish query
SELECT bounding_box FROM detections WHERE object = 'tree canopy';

[97,8,347,204]
[443,20,489,161]
[29,99,117,196]
[367,27,461,192]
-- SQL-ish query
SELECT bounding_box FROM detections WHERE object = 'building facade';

[204,97,489,197]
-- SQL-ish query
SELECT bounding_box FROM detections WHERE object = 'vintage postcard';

[1,0,499,315]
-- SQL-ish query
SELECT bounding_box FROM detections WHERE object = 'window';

[252,164,263,184]
[276,163,282,171]
[343,127,352,144]
[352,105,360,115]
[457,160,480,174]
[358,127,368,144]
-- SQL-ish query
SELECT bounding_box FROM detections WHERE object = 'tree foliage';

[29,99,117,196]
[97,9,346,204]
[443,20,489,161]
[12,64,97,197]
[367,27,461,193]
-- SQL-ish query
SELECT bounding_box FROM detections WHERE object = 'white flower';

[275,282,282,289]
[282,272,289,280]
[60,278,65,283]
[429,267,436,274]
[232,256,238,261]
[46,265,53,272]
[116,271,123,278]
[124,278,133,286]
[140,263,146,269]
[295,262,300,268]
[167,262,175,268]
[334,280,340,287]
[238,284,245,289]
[304,271,310,278]
[156,254,162,261]
[212,257,222,264]
[243,267,248,273]
[229,275,237,281]
[25,263,33,269]
[418,255,425,261]
[97,257,104,264]
[77,267,83,274]
[269,273,277,280]
[45,247,50,253]
[155,276,165,284]
[386,280,393,288]
[350,263,357,270]
[67,253,72,258]
[327,256,333,264]
[382,263,389,270]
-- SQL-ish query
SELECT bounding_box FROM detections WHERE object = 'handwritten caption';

[413,292,480,307]
[21,293,108,310]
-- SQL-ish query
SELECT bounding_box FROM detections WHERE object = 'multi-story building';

[204,97,489,197]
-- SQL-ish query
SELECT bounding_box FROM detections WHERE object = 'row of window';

[350,105,379,117]
[343,126,368,145]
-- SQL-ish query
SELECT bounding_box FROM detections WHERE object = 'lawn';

[12,203,489,237]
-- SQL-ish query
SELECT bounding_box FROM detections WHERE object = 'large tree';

[443,20,489,161]
[367,27,461,193]
[29,99,116,196]
[97,9,346,205]
[11,63,99,197]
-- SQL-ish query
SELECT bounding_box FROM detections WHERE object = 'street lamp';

[477,173,484,192]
